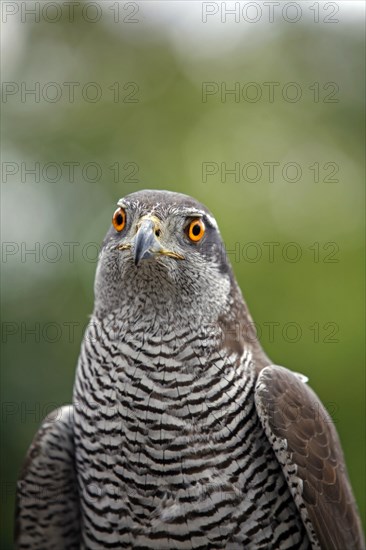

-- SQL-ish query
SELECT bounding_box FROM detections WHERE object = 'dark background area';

[1,2,365,547]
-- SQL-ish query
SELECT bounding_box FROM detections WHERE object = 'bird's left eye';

[112,207,126,232]
[186,218,205,242]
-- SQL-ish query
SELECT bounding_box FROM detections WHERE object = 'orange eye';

[187,218,205,242]
[112,207,126,232]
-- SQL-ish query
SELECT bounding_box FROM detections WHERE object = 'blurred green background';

[1,2,365,547]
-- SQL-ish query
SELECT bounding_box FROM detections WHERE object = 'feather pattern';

[15,406,80,549]
[255,365,365,550]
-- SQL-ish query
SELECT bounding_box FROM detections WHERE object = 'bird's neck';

[91,276,268,368]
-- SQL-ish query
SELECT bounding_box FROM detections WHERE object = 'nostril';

[155,229,161,237]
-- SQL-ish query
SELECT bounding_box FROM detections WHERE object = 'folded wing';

[15,405,81,549]
[254,365,365,550]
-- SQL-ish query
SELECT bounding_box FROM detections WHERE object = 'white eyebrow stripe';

[117,199,134,208]
[204,213,218,228]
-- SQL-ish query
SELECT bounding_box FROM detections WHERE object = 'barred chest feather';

[73,313,310,549]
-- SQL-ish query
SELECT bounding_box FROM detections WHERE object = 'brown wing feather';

[254,365,365,550]
[15,405,80,549]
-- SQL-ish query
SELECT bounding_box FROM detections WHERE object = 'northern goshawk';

[15,190,365,549]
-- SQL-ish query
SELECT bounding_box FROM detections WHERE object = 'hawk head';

[93,190,248,336]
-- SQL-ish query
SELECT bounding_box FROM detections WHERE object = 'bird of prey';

[16,190,365,549]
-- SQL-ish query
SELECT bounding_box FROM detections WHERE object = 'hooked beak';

[132,216,184,266]
[134,218,160,265]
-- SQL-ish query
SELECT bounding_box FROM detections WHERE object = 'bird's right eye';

[112,207,126,232]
